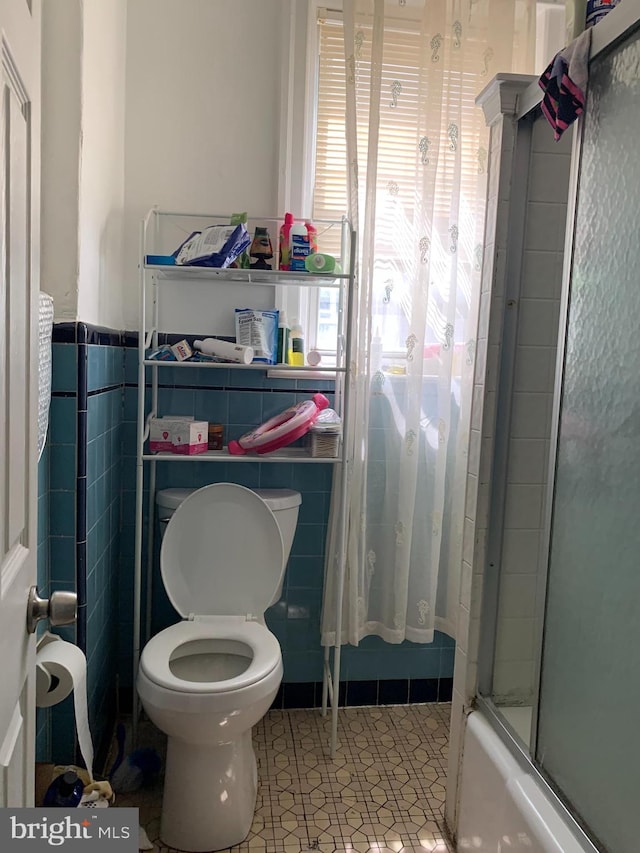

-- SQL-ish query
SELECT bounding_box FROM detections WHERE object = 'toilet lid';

[160,483,285,617]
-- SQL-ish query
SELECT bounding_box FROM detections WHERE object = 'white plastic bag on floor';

[139,826,155,850]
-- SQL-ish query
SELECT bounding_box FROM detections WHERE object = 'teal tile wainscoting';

[38,325,124,768]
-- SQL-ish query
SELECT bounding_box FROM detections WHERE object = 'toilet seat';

[139,617,281,694]
[161,482,285,617]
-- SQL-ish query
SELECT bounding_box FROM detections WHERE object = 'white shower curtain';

[321,0,536,646]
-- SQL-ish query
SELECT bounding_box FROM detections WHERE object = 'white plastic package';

[234,309,279,365]
[174,224,250,267]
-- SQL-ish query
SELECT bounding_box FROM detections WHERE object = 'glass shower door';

[536,23,640,853]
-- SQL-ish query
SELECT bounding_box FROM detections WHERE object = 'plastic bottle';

[278,213,294,270]
[290,222,311,272]
[277,312,290,364]
[193,338,254,364]
[43,769,84,808]
[305,253,340,274]
[289,319,305,366]
[305,220,318,254]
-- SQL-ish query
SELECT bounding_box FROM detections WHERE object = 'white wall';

[123,0,286,329]
[40,0,127,328]
[40,0,82,321]
[77,0,127,329]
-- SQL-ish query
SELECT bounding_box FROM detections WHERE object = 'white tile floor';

[116,704,454,853]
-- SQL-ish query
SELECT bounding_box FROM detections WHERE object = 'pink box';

[172,420,208,455]
[149,416,193,452]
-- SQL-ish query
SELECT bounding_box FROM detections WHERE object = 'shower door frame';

[475,0,640,846]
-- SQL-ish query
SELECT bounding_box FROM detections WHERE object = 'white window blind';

[312,11,492,353]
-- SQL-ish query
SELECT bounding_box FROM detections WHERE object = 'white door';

[0,0,41,808]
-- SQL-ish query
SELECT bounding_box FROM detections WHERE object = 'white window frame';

[276,1,347,359]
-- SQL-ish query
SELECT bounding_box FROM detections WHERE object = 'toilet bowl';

[137,483,301,852]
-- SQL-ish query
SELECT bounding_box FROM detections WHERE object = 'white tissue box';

[149,416,193,452]
[171,420,208,455]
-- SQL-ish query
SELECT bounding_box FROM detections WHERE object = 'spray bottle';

[305,220,318,254]
[278,213,294,270]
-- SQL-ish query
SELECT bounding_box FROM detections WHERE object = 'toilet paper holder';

[27,586,77,635]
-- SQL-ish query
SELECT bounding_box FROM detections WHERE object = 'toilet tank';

[156,486,302,605]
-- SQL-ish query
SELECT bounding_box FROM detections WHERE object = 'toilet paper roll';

[36,636,94,781]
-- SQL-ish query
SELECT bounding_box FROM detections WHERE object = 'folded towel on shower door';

[539,28,592,140]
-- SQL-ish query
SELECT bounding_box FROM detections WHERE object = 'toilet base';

[160,731,258,851]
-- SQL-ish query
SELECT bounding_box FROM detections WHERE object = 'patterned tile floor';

[118,704,454,853]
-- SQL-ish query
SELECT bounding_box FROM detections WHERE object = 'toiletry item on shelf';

[207,423,224,451]
[249,227,274,270]
[228,393,330,455]
[193,338,254,364]
[189,352,232,363]
[171,420,208,455]
[288,318,305,366]
[149,416,194,452]
[147,345,173,361]
[278,213,294,270]
[277,312,290,364]
[147,340,193,362]
[308,408,342,458]
[173,223,251,268]
[290,221,311,272]
[307,349,322,367]
[305,253,341,274]
[43,769,84,808]
[145,254,176,266]
[234,308,279,364]
[230,213,250,268]
[305,220,318,254]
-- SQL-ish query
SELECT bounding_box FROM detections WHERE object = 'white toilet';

[137,483,301,852]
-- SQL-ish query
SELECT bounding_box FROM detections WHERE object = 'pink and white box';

[172,420,208,455]
[149,415,193,452]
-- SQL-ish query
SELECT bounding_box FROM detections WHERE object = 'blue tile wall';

[47,341,79,764]
[118,343,455,700]
[42,330,124,768]
[85,349,123,759]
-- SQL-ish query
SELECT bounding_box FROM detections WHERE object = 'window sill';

[267,368,337,380]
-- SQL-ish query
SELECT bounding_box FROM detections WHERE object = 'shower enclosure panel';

[456,4,640,851]
[471,82,573,743]
[535,21,640,853]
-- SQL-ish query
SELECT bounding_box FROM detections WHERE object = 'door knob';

[26,586,77,635]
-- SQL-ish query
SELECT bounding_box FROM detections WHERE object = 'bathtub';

[456,712,595,852]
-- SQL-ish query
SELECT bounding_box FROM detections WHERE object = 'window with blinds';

[311,10,491,355]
